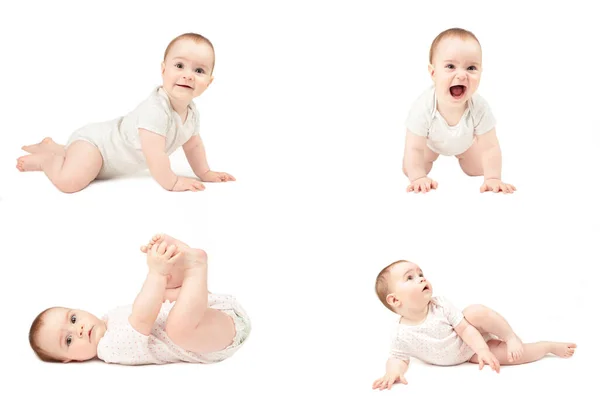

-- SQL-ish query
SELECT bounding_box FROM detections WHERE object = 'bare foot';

[549,342,577,358]
[140,233,190,253]
[16,153,50,172]
[506,335,524,362]
[21,137,62,154]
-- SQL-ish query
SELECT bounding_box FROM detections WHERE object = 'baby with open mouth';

[403,28,516,194]
[372,260,576,390]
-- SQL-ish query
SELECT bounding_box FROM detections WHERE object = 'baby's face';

[429,36,482,107]
[36,307,107,362]
[388,262,432,309]
[161,39,215,102]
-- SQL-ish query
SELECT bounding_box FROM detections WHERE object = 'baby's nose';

[78,324,85,337]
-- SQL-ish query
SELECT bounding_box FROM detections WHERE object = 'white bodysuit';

[96,293,250,365]
[65,86,199,179]
[405,86,496,156]
[389,296,492,366]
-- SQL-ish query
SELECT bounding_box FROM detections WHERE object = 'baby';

[372,260,576,390]
[28,233,251,365]
[17,33,234,193]
[403,28,516,194]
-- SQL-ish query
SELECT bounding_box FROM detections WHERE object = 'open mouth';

[449,85,466,99]
[422,284,430,292]
[176,84,193,89]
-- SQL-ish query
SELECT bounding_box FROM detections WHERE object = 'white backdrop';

[0,0,598,399]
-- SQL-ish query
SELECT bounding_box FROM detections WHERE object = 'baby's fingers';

[372,379,383,389]
[192,181,205,191]
[399,375,408,385]
[387,377,395,390]
[164,244,178,259]
[156,241,168,255]
[492,357,501,373]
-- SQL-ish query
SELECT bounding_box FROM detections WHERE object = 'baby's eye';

[407,275,413,280]
[70,314,77,324]
[66,335,72,346]
[467,66,477,71]
[195,68,205,74]
[419,273,424,277]
[445,64,455,69]
[175,62,184,69]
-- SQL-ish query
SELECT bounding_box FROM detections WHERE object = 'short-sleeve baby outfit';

[96,293,251,365]
[389,296,493,366]
[405,86,496,156]
[65,86,199,179]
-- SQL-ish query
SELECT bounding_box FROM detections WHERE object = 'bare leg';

[463,305,524,362]
[456,137,484,176]
[165,247,235,354]
[21,137,66,156]
[403,146,439,177]
[470,340,576,366]
[16,141,102,193]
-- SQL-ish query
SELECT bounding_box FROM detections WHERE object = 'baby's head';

[29,307,107,363]
[161,32,216,102]
[428,28,482,107]
[375,260,432,315]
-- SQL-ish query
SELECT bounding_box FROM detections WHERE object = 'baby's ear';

[428,64,435,79]
[386,293,400,308]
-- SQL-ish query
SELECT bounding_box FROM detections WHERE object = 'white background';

[0,0,598,398]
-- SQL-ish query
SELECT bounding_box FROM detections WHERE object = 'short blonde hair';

[375,260,409,313]
[163,32,216,71]
[429,27,481,64]
[29,307,63,362]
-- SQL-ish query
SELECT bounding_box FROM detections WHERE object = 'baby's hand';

[372,373,408,390]
[199,170,236,183]
[172,177,205,192]
[407,176,438,193]
[146,242,181,277]
[480,178,516,194]
[476,349,501,373]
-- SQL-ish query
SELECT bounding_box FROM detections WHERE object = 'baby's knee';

[54,179,87,194]
[463,304,490,321]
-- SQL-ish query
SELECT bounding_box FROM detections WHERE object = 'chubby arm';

[128,272,169,336]
[403,130,429,181]
[139,128,178,190]
[454,318,489,353]
[182,135,210,178]
[455,318,501,372]
[372,357,409,390]
[477,128,502,180]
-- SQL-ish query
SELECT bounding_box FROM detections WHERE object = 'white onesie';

[405,86,496,156]
[96,293,251,365]
[65,86,199,179]
[389,296,492,366]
